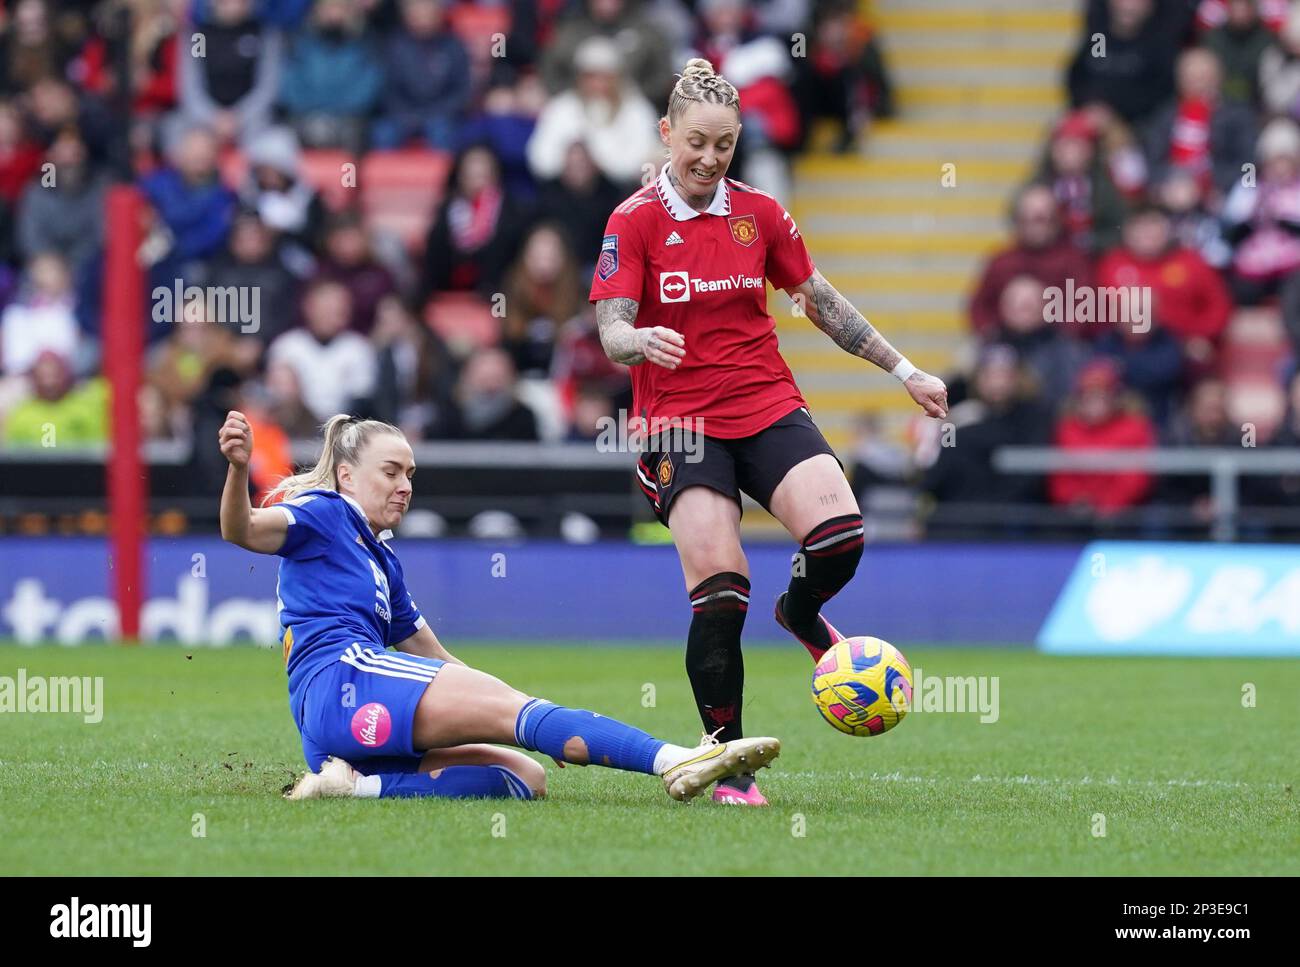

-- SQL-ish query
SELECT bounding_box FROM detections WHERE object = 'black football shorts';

[634,405,838,526]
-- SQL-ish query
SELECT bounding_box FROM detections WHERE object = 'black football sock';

[717,773,756,791]
[685,571,749,744]
[784,514,865,654]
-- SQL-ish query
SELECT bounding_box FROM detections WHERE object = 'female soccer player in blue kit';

[218,410,779,802]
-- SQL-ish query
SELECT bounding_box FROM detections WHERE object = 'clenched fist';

[219,410,254,468]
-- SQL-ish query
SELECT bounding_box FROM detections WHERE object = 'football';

[811,637,914,736]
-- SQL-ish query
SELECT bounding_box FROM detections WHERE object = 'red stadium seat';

[299,150,358,211]
[360,148,454,252]
[424,292,500,354]
[446,2,512,91]
[1220,306,1292,379]
[1220,307,1293,439]
[1228,378,1286,440]
[217,147,356,212]
[447,2,512,62]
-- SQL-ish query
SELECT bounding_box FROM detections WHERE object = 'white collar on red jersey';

[655,162,731,221]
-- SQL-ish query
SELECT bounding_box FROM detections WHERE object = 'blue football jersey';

[272,490,426,702]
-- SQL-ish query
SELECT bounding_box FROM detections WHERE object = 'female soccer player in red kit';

[590,59,949,805]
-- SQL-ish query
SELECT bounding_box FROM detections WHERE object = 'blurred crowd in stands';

[5,0,1296,533]
[887,0,1300,529]
[0,0,893,501]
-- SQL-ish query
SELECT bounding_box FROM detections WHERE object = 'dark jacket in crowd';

[1095,326,1186,429]
[1067,4,1180,124]
[922,400,1053,504]
[532,173,626,270]
[420,192,529,299]
[382,28,472,127]
[201,251,300,345]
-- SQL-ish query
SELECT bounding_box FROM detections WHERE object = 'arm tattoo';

[596,297,644,365]
[807,273,902,372]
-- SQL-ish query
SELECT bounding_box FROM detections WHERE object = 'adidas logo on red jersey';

[665,231,684,246]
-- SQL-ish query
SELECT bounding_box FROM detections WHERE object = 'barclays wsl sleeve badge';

[598,234,619,280]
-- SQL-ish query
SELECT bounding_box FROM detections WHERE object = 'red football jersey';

[588,163,816,439]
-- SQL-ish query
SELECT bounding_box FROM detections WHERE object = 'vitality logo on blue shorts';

[351,702,392,748]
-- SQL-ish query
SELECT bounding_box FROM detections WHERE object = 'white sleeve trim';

[275,505,296,525]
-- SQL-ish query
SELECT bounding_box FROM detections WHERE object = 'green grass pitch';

[0,641,1296,875]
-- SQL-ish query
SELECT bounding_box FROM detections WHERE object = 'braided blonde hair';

[262,414,406,505]
[667,58,740,125]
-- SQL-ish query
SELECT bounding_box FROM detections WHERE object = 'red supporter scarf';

[448,186,503,253]
[1170,97,1211,177]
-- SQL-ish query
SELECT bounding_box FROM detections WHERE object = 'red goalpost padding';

[103,185,147,642]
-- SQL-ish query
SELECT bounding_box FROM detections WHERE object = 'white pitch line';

[781,771,1264,789]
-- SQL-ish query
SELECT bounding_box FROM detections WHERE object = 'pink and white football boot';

[775,591,847,662]
[712,773,769,806]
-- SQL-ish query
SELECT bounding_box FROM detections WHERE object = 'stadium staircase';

[782,0,1083,454]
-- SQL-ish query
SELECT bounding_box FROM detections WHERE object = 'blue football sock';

[373,765,533,800]
[513,699,665,774]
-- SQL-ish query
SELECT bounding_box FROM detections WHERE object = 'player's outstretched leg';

[286,657,780,803]
[770,455,863,661]
[412,663,780,802]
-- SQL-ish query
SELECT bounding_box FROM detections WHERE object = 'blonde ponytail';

[667,57,740,124]
[262,414,404,505]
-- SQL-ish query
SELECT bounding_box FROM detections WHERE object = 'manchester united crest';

[657,454,674,487]
[728,214,759,247]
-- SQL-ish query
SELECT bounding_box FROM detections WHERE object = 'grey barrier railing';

[993,447,1300,541]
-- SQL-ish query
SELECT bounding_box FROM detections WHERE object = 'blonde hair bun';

[668,58,740,123]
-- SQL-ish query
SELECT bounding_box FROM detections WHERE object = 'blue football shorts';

[295,644,446,773]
